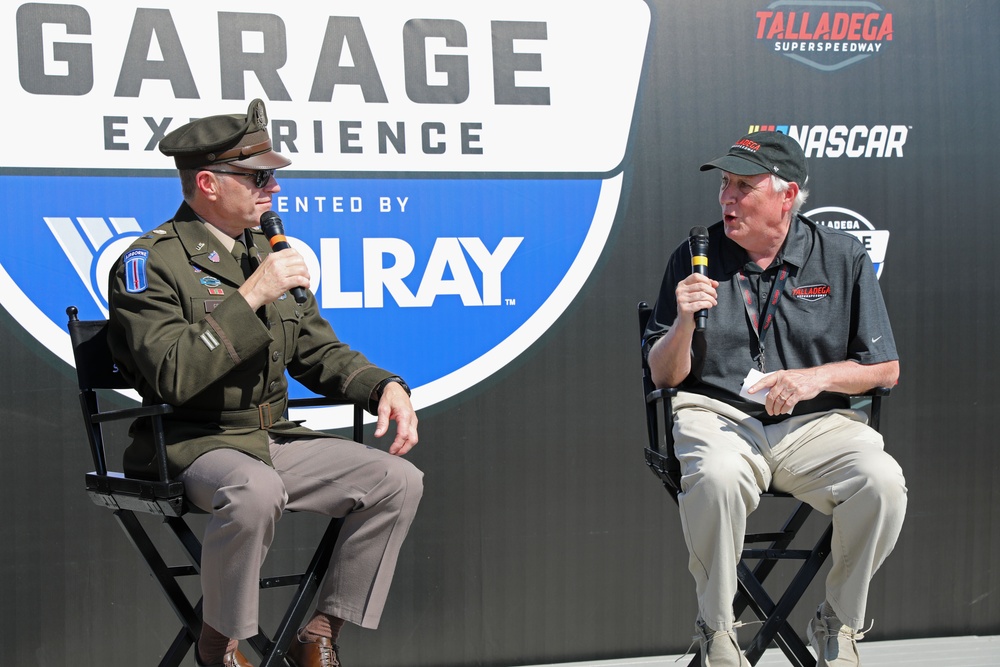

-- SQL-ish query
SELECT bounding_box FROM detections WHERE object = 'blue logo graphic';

[805,206,889,279]
[1,172,617,426]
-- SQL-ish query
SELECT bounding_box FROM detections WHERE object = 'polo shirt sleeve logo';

[792,284,831,302]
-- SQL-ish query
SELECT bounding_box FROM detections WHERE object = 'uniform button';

[272,351,280,361]
[269,380,278,392]
[294,310,302,318]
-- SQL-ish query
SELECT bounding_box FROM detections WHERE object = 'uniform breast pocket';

[277,307,302,364]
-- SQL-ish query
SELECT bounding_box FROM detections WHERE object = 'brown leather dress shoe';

[194,647,254,667]
[286,633,341,667]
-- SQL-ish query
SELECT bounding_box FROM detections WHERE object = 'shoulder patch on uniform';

[123,249,149,293]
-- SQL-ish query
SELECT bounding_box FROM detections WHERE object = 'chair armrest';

[90,403,173,425]
[646,387,678,403]
[286,396,365,444]
[287,397,352,409]
[842,387,891,398]
[849,387,890,430]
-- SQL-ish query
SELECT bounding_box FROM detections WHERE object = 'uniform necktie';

[231,239,252,279]
[232,238,268,323]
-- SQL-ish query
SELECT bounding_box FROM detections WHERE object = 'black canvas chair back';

[67,305,364,667]
[636,301,886,666]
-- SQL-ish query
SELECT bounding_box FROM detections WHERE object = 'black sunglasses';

[205,168,275,188]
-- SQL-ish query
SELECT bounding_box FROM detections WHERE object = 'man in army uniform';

[107,99,423,667]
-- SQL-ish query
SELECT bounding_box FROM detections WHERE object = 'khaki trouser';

[179,434,423,639]
[672,392,907,632]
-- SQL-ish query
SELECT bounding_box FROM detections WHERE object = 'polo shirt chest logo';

[792,284,831,302]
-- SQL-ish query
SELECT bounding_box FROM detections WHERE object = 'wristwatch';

[374,375,410,400]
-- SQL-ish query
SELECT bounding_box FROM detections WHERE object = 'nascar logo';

[747,124,908,159]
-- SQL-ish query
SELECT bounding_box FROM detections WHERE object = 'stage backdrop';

[1,1,997,665]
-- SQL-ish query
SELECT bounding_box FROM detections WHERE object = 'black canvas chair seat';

[68,306,364,667]
[637,301,888,666]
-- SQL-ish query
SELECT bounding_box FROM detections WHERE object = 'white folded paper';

[740,368,775,405]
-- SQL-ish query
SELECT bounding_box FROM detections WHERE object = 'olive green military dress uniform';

[107,202,423,639]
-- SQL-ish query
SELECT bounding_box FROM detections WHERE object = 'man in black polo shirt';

[644,131,907,667]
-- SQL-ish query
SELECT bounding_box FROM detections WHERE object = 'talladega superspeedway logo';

[805,206,889,279]
[0,1,651,429]
[755,0,894,71]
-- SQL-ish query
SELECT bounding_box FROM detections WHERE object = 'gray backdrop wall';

[2,1,998,666]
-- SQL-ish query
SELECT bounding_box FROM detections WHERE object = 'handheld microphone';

[259,211,308,304]
[688,226,709,331]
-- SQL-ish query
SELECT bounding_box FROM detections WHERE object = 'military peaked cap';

[158,98,291,170]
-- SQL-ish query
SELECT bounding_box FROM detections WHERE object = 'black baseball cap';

[699,130,807,186]
[158,98,291,171]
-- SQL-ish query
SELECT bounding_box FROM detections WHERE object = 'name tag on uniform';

[204,300,223,313]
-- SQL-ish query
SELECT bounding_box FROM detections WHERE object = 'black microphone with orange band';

[259,211,308,304]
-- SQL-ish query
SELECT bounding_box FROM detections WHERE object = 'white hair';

[770,174,809,218]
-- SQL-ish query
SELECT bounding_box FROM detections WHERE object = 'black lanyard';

[736,264,789,372]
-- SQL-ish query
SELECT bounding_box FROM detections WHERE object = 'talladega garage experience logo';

[0,1,651,429]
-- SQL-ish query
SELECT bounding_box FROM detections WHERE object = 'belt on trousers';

[167,398,286,429]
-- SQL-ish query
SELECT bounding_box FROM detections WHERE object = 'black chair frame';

[68,306,365,667]
[637,301,887,666]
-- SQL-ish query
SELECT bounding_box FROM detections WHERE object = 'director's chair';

[636,301,887,666]
[67,305,364,667]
